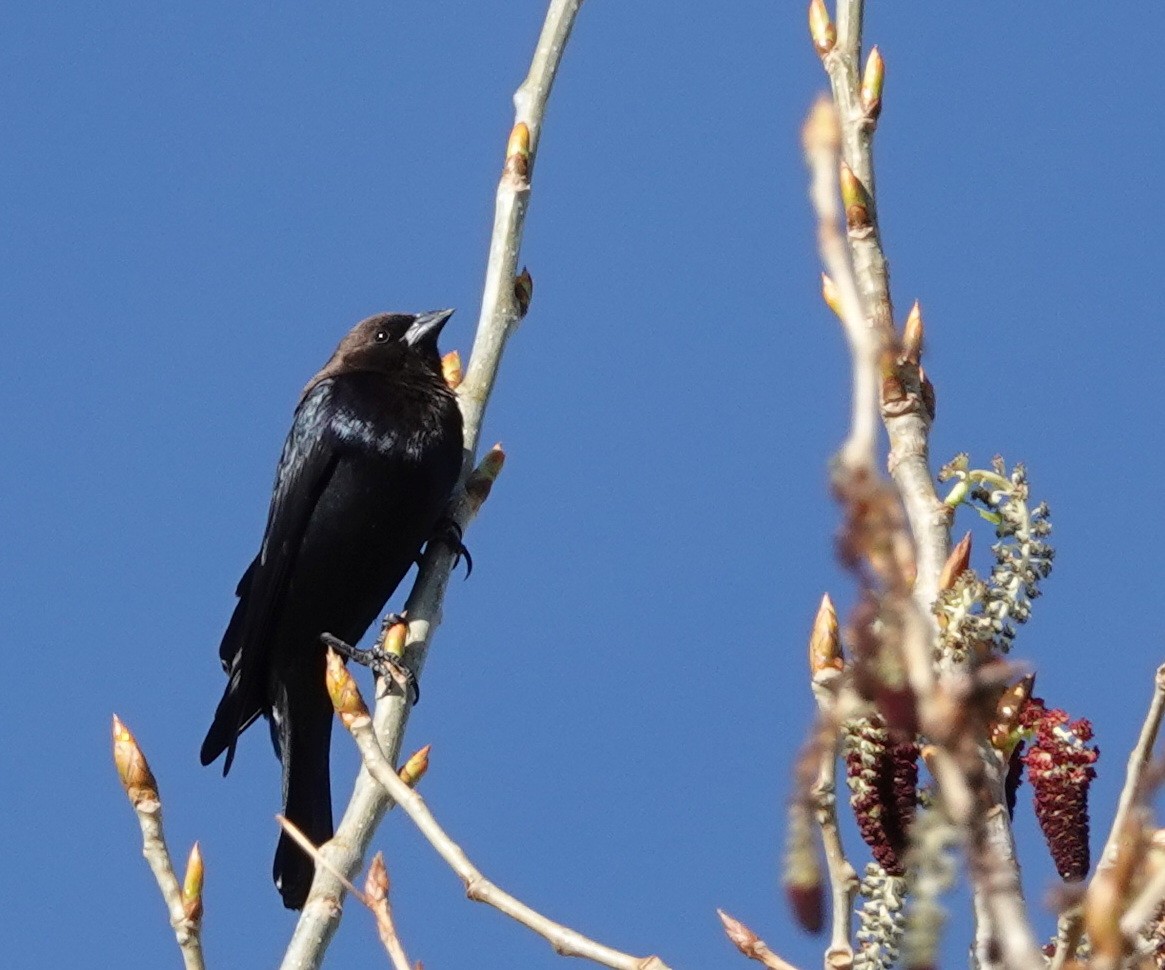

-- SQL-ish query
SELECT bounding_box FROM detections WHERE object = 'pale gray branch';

[132,800,206,970]
[802,97,880,478]
[346,709,670,970]
[277,816,416,970]
[810,669,857,970]
[279,2,584,967]
[812,5,1037,968]
[821,0,948,646]
[1099,663,1165,873]
[112,716,205,970]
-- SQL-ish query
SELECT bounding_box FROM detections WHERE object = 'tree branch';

[819,0,949,640]
[1099,663,1165,873]
[112,716,206,970]
[808,6,1045,969]
[326,650,670,970]
[277,816,417,970]
[279,3,584,967]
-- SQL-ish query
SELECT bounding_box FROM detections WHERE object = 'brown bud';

[937,532,972,592]
[466,443,506,508]
[514,267,534,319]
[808,0,836,56]
[112,714,159,806]
[366,851,389,903]
[861,46,885,118]
[505,122,531,178]
[990,674,1034,751]
[183,842,204,923]
[902,301,923,366]
[718,909,760,955]
[441,350,462,390]
[808,593,844,677]
[840,163,871,229]
[398,744,431,787]
[325,648,369,726]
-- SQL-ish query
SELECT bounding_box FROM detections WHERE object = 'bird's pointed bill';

[404,308,455,349]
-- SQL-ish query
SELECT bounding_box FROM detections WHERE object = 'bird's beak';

[404,308,455,349]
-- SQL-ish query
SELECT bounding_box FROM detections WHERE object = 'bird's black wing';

[200,380,342,772]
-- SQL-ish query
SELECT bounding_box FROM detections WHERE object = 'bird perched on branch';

[200,310,464,909]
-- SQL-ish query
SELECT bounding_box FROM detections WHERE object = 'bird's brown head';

[307,309,455,396]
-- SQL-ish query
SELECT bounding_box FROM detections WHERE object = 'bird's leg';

[319,631,420,705]
[429,517,472,577]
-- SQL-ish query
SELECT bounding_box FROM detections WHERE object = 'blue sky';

[4,3,1164,968]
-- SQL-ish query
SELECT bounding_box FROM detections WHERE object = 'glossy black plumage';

[200,311,463,909]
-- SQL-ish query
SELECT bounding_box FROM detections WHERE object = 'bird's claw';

[434,518,472,578]
[319,632,420,705]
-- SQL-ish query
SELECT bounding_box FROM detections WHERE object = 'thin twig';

[276,814,366,901]
[1047,907,1083,970]
[809,664,857,970]
[277,816,416,970]
[813,746,858,970]
[1099,664,1165,873]
[365,853,416,970]
[338,693,669,970]
[814,7,1042,970]
[112,716,206,970]
[279,3,584,967]
[821,0,949,648]
[802,97,881,479]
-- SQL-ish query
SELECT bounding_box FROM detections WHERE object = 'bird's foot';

[380,611,407,635]
[433,517,472,578]
[320,632,420,705]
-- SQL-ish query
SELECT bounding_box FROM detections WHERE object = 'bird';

[200,310,464,909]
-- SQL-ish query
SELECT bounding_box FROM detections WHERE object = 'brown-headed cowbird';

[200,310,463,909]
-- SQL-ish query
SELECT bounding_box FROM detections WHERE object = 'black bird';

[200,310,464,909]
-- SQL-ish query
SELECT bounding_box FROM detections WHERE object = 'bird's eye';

[374,330,389,343]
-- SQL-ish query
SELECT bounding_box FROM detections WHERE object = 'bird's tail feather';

[272,685,335,910]
[201,581,264,772]
[199,667,263,773]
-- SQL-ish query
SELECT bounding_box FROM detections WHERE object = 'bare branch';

[809,7,1047,969]
[802,97,881,478]
[820,0,950,648]
[365,854,416,970]
[329,671,669,970]
[277,816,416,970]
[112,716,206,970]
[807,597,858,970]
[276,814,366,901]
[280,2,583,966]
[1100,664,1165,873]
